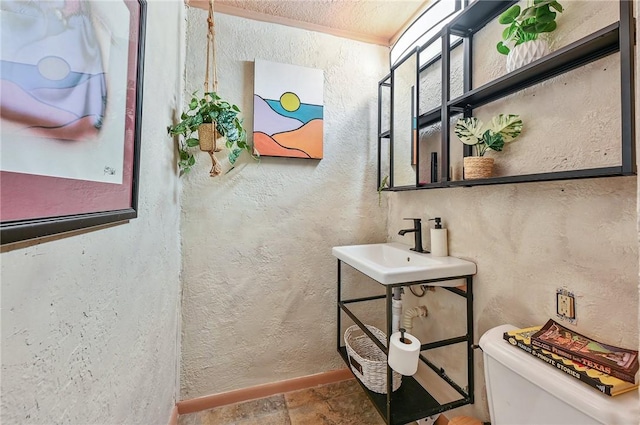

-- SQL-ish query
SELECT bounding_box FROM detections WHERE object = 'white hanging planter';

[506,40,550,73]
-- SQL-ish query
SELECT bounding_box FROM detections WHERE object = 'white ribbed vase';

[506,40,550,73]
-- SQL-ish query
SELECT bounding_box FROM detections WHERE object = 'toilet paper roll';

[388,331,421,376]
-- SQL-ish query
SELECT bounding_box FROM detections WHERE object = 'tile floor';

[178,379,392,425]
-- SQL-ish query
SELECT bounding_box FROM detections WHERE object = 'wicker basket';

[344,325,402,394]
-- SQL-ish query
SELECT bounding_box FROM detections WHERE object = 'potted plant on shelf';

[454,114,523,179]
[168,91,257,176]
[496,0,564,72]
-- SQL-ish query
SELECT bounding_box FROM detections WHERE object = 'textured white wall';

[388,2,639,421]
[179,10,389,398]
[0,1,184,423]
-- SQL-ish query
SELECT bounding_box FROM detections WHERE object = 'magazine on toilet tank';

[531,319,639,384]
[504,326,639,396]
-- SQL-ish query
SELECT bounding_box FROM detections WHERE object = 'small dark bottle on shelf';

[430,152,438,183]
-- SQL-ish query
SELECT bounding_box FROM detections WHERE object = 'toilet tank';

[479,324,639,425]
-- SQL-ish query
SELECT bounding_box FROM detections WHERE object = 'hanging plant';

[167,0,258,177]
[168,91,256,175]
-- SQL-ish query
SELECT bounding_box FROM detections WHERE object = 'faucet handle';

[403,218,422,227]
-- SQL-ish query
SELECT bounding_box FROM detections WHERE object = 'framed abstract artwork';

[0,0,147,245]
[253,59,324,159]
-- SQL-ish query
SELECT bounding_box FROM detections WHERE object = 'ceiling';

[188,0,431,46]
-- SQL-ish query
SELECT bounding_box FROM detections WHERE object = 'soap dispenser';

[429,217,448,257]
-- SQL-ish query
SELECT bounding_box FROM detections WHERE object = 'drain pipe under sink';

[392,288,403,333]
[403,305,428,331]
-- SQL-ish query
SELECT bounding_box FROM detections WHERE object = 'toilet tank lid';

[480,324,639,425]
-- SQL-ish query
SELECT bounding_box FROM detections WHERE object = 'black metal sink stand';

[336,259,475,425]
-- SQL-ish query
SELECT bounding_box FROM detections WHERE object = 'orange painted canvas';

[253,60,323,159]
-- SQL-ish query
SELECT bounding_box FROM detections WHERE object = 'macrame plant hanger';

[203,0,222,176]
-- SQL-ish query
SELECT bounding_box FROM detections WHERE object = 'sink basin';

[332,242,476,285]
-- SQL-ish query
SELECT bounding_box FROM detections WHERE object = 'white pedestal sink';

[332,242,476,285]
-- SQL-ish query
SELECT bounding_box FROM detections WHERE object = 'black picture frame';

[0,0,147,245]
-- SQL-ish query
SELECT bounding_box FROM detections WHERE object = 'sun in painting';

[280,92,301,112]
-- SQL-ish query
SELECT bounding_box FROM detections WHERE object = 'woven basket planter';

[344,325,402,394]
[463,157,494,180]
[198,123,223,152]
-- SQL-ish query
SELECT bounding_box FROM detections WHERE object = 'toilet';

[479,324,639,425]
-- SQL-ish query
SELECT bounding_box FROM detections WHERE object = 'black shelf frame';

[379,166,633,192]
[377,0,636,191]
[378,73,391,191]
[448,0,518,37]
[336,259,475,425]
[418,105,442,129]
[448,23,621,110]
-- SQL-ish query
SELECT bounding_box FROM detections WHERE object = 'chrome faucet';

[398,218,427,253]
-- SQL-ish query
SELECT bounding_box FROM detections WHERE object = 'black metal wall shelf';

[418,106,442,129]
[446,166,632,187]
[448,0,517,36]
[381,166,632,192]
[420,38,465,73]
[448,23,620,110]
[378,0,636,191]
[336,260,475,425]
[416,23,619,133]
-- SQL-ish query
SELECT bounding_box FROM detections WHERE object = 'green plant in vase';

[496,0,564,72]
[454,114,523,179]
[168,91,258,176]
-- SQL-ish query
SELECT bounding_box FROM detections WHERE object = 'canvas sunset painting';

[253,59,323,159]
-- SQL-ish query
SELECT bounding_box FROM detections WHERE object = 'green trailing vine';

[378,175,389,206]
[167,91,258,175]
